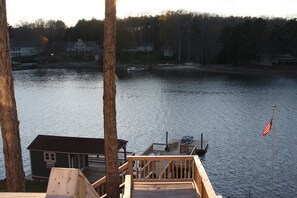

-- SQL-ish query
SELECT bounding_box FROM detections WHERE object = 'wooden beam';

[123,175,132,198]
[46,168,99,198]
[0,193,46,198]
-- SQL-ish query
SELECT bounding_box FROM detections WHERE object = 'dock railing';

[141,142,197,155]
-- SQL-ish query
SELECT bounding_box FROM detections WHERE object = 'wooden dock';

[142,136,208,156]
[170,139,208,155]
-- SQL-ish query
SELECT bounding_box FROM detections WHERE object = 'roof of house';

[27,135,128,155]
[66,40,99,49]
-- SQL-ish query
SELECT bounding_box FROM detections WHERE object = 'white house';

[66,39,101,59]
[10,40,44,58]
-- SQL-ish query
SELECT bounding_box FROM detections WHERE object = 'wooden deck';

[132,182,200,198]
[169,139,208,155]
[143,139,209,156]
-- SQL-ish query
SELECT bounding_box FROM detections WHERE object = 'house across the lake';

[10,39,44,58]
[66,39,101,59]
[27,135,128,181]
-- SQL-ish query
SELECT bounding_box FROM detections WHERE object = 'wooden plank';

[132,189,199,198]
[123,175,132,198]
[46,168,99,198]
[46,168,79,196]
[0,193,46,198]
[133,182,194,190]
[193,156,217,198]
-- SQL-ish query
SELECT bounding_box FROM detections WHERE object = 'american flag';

[262,118,273,137]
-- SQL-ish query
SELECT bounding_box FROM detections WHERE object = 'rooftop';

[27,134,128,155]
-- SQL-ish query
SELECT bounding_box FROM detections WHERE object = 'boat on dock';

[141,133,208,156]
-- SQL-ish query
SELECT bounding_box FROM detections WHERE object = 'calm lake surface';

[1,68,297,197]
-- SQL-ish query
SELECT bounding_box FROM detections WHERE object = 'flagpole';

[272,105,276,195]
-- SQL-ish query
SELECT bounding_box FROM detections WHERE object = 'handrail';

[122,175,132,198]
[193,156,220,198]
[92,162,129,197]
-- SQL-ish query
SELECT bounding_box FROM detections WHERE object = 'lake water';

[0,68,297,197]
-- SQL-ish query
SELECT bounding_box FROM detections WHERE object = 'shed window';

[44,152,56,162]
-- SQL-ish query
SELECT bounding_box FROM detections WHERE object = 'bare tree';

[0,0,25,192]
[103,0,119,197]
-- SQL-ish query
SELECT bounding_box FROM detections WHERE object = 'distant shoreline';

[154,64,297,77]
[37,61,101,69]
[13,62,297,77]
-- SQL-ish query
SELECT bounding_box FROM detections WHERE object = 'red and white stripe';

[262,118,273,137]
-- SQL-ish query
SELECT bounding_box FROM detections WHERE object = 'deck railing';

[126,155,221,198]
[90,155,221,198]
[91,162,129,197]
[0,155,220,198]
[129,155,194,182]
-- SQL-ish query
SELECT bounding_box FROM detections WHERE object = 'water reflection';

[0,69,296,197]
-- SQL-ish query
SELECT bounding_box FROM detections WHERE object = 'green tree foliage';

[8,14,297,65]
[66,18,103,42]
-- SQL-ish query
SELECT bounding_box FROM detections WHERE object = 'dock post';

[165,131,169,151]
[201,133,203,150]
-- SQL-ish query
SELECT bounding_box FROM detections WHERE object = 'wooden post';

[103,0,119,197]
[128,157,133,176]
[124,145,127,162]
[165,131,169,151]
[0,0,25,191]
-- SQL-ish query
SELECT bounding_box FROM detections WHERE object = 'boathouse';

[27,135,128,180]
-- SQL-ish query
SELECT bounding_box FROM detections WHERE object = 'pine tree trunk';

[0,0,25,192]
[103,0,119,197]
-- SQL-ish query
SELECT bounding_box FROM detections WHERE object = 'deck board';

[133,182,199,198]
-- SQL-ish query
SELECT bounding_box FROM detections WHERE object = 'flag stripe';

[262,118,273,137]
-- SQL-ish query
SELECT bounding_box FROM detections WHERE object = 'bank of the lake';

[33,61,297,77]
[154,64,297,76]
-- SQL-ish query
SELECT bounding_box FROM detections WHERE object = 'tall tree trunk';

[0,0,25,192]
[103,0,119,197]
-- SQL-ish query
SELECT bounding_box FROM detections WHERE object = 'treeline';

[9,11,297,64]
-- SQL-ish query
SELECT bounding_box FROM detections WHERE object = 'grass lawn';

[0,179,48,192]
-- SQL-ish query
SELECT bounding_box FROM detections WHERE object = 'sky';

[6,0,297,27]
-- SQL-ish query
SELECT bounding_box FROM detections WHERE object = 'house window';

[44,152,56,162]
